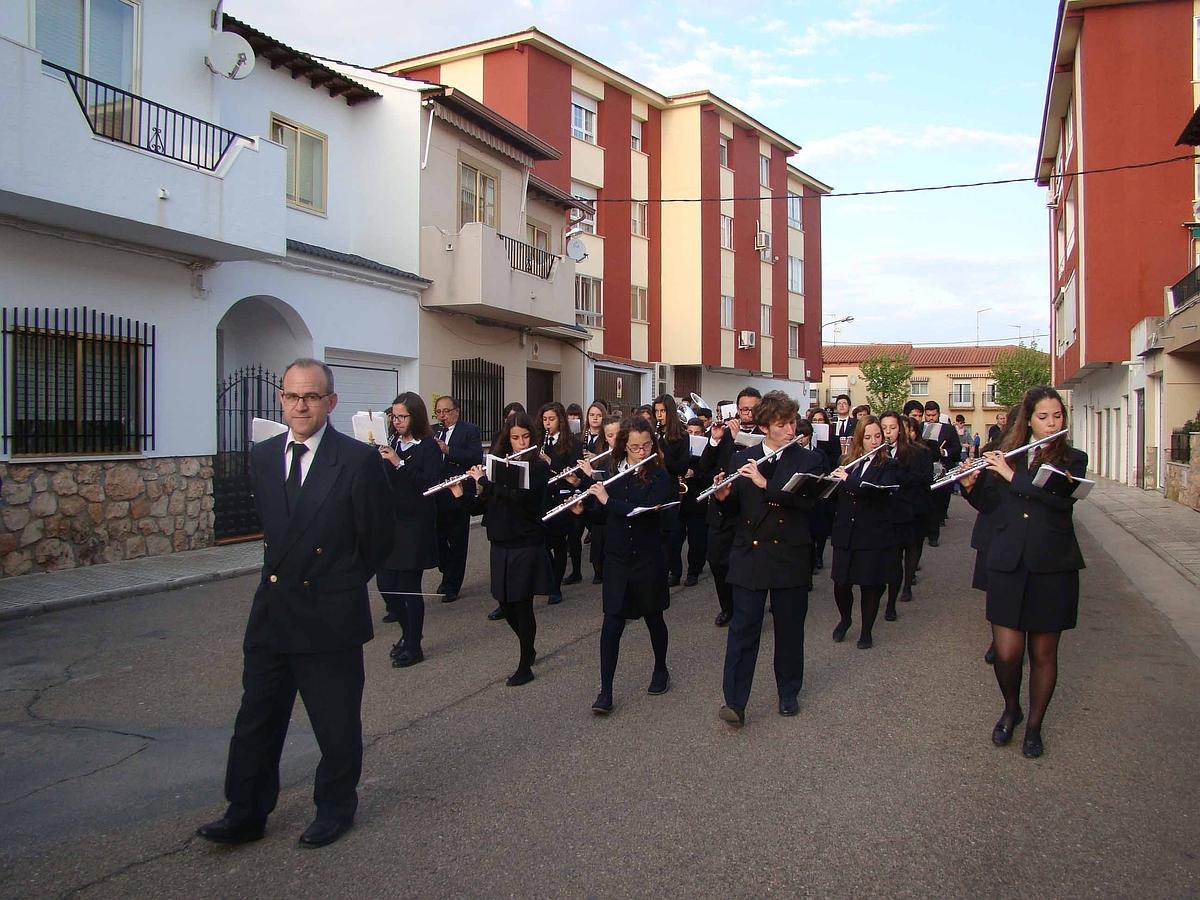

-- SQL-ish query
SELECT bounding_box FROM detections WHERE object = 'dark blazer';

[833,417,856,441]
[975,448,1089,574]
[923,421,962,468]
[434,420,484,512]
[543,434,582,536]
[475,458,551,547]
[245,427,394,654]
[891,445,934,526]
[592,465,676,614]
[718,442,827,591]
[700,428,755,564]
[382,438,441,571]
[580,431,606,456]
[831,457,901,551]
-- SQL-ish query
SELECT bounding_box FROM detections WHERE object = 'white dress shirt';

[284,423,327,486]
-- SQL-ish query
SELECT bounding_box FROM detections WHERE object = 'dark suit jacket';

[591,465,675,614]
[718,442,827,591]
[833,417,857,441]
[383,438,441,571]
[831,457,901,551]
[923,421,962,468]
[972,448,1088,574]
[435,421,483,513]
[245,427,394,654]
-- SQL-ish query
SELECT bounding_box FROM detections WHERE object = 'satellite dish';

[205,31,255,80]
[565,236,588,262]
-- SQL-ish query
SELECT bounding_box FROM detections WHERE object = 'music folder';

[922,421,942,442]
[734,430,765,448]
[688,434,709,458]
[1032,464,1095,499]
[859,480,900,494]
[351,411,388,445]
[486,454,531,489]
[251,417,288,444]
[781,472,841,499]
[811,422,830,442]
[627,501,681,518]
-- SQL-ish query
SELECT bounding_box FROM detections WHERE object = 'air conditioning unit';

[654,362,672,396]
[754,231,771,251]
[737,330,757,349]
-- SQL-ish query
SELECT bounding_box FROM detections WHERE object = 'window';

[1064,100,1074,159]
[1194,17,1200,80]
[787,322,801,359]
[632,201,648,237]
[575,275,603,328]
[4,306,155,455]
[985,381,998,406]
[1065,184,1076,252]
[910,380,929,397]
[571,92,597,144]
[720,294,734,329]
[760,303,773,337]
[571,182,597,234]
[1055,273,1078,355]
[458,160,496,229]
[1056,213,1066,275]
[526,223,549,251]
[788,256,804,293]
[787,192,803,229]
[272,117,327,214]
[630,118,643,152]
[36,0,139,91]
[759,154,771,187]
[630,286,648,322]
[719,136,730,168]
[952,382,973,405]
[720,215,734,250]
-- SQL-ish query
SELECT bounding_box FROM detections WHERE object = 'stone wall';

[1163,434,1200,512]
[0,457,215,576]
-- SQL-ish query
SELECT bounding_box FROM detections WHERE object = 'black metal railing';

[44,61,249,172]
[948,391,974,409]
[2,307,156,455]
[452,357,505,442]
[1169,430,1193,464]
[1170,264,1200,312]
[214,366,281,541]
[499,234,557,279]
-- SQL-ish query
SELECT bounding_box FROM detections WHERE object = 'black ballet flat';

[506,669,534,687]
[856,635,873,650]
[591,692,613,714]
[1022,727,1044,759]
[899,589,913,603]
[547,593,563,605]
[984,646,997,665]
[832,621,851,643]
[991,709,1024,746]
[647,668,671,695]
[714,611,732,627]
[884,607,898,622]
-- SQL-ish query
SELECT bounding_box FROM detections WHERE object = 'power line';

[824,334,1049,347]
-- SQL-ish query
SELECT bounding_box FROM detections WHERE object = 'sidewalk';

[0,540,262,621]
[1086,478,1200,589]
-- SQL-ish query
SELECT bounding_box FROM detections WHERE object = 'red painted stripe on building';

[699,108,722,366]
[524,48,572,192]
[646,106,663,363]
[403,65,441,83]
[803,187,823,383]
[770,147,789,377]
[599,86,633,359]
[731,125,761,371]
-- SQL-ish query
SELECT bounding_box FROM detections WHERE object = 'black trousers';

[566,518,583,577]
[710,562,733,616]
[545,532,568,596]
[723,585,810,710]
[684,513,708,578]
[377,568,424,650]
[436,505,471,597]
[929,488,951,539]
[224,647,364,826]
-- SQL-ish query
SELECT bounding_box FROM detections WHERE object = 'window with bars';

[459,160,497,229]
[985,381,998,406]
[951,382,973,405]
[720,294,734,329]
[576,276,603,328]
[3,307,155,455]
[630,286,648,322]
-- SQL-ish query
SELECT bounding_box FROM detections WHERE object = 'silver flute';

[930,430,1066,490]
[422,444,538,497]
[541,454,656,521]
[695,433,806,502]
[548,447,614,485]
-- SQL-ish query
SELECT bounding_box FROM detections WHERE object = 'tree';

[860,351,914,414]
[989,345,1051,409]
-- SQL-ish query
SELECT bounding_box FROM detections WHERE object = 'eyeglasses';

[738,406,756,413]
[626,442,654,452]
[281,392,330,405]
[390,413,411,421]
[435,407,456,414]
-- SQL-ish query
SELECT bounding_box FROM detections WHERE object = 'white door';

[326,360,402,438]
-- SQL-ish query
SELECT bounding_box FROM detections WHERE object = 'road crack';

[60,833,197,899]
[1,742,150,807]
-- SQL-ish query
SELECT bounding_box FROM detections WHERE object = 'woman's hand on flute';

[378,445,401,468]
[712,471,733,502]
[982,450,1014,482]
[831,466,849,481]
[579,459,596,478]
[959,468,981,492]
[468,464,485,483]
[588,482,609,505]
[449,480,464,499]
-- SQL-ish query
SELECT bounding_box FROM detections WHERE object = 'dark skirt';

[602,553,669,620]
[971,548,989,592]
[912,511,932,542]
[892,518,916,546]
[490,543,554,605]
[831,545,899,587]
[986,568,1079,632]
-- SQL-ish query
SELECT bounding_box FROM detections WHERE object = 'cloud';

[797,125,1037,163]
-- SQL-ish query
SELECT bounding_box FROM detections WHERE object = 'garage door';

[326,362,401,438]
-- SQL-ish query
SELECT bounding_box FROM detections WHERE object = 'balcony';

[419,223,577,330]
[948,392,974,410]
[0,39,286,260]
[1170,264,1200,313]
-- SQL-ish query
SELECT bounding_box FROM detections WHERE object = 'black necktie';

[286,442,309,513]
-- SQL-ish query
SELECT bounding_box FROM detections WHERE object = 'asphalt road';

[1,496,1197,898]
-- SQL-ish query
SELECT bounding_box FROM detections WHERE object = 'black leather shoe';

[196,817,265,845]
[683,575,699,587]
[487,606,505,621]
[547,593,563,605]
[441,593,459,603]
[381,612,399,623]
[884,607,898,622]
[992,709,1024,746]
[832,620,851,643]
[928,536,940,547]
[299,818,351,849]
[667,575,681,587]
[591,692,613,714]
[1021,727,1044,759]
[778,696,799,717]
[506,668,534,687]
[856,635,873,649]
[647,668,670,695]
[389,640,405,659]
[714,611,732,627]
[899,589,913,603]
[393,648,424,668]
[718,705,745,727]
[563,571,582,585]
[592,573,603,584]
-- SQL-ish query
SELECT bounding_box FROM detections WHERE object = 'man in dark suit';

[832,394,856,442]
[432,396,483,603]
[922,400,962,547]
[712,391,827,725]
[197,358,393,849]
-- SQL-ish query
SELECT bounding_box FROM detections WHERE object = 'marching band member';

[376,392,442,668]
[829,416,900,650]
[680,418,713,586]
[806,407,840,571]
[453,413,552,686]
[921,400,962,547]
[960,387,1087,759]
[563,403,587,586]
[575,418,676,715]
[432,396,483,604]
[654,394,691,587]
[581,401,609,456]
[880,411,933,617]
[584,415,623,584]
[713,391,827,725]
[899,415,935,595]
[539,402,581,605]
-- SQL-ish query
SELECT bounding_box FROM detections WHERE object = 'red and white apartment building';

[1036,0,1199,489]
[383,28,831,409]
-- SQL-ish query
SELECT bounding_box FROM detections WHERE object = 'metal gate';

[214,365,281,541]
[593,366,636,414]
[452,357,504,442]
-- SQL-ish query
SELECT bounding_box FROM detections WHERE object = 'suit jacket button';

[303,580,311,587]
[752,540,759,547]
[1023,513,1029,519]
[269,575,278,583]
[315,547,323,554]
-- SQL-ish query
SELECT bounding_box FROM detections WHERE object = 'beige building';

[417,87,593,437]
[818,344,1021,433]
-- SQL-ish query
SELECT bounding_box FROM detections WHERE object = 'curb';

[0,564,261,623]
[1089,507,1200,591]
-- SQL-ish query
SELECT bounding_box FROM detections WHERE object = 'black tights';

[886,541,924,608]
[834,583,885,641]
[599,612,668,696]
[991,624,1061,731]
[501,600,537,675]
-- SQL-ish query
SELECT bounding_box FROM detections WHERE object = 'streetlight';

[1009,324,1023,345]
[976,307,992,346]
[822,315,854,330]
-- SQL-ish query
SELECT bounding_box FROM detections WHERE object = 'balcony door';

[36,0,140,91]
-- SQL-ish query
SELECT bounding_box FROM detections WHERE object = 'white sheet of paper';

[251,417,288,443]
[627,501,681,518]
[719,403,738,422]
[569,418,582,433]
[688,434,708,457]
[922,421,941,442]
[351,411,388,444]
[486,454,531,488]
[1032,464,1095,498]
[735,430,765,448]
[812,422,830,442]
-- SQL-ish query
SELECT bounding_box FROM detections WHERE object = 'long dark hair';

[490,412,538,457]
[1000,386,1071,467]
[653,394,685,442]
[843,415,884,466]
[878,411,913,465]
[613,417,661,483]
[389,392,432,441]
[538,401,576,460]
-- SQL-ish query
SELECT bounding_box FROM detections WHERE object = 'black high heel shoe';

[1022,727,1044,759]
[984,644,996,665]
[991,709,1024,746]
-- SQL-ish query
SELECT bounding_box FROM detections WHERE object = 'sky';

[229,0,1060,348]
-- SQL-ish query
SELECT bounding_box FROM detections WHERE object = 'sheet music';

[486,454,531,489]
[1032,464,1095,499]
[719,403,738,422]
[922,421,941,442]
[734,430,765,448]
[812,422,830,442]
[251,417,288,443]
[351,411,388,445]
[781,471,841,499]
[688,434,708,457]
[627,501,681,518]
